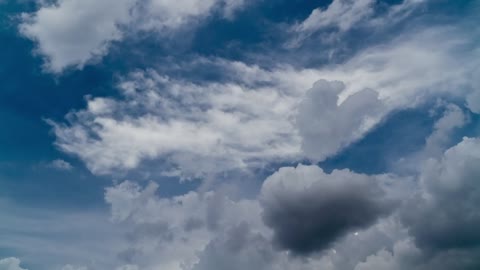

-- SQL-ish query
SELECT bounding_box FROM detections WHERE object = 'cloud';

[19,0,249,73]
[288,0,426,47]
[466,88,480,114]
[192,223,277,270]
[294,0,375,33]
[260,165,396,254]
[401,137,480,251]
[135,0,248,30]
[297,80,384,161]
[19,0,137,73]
[48,159,73,171]
[421,103,467,157]
[0,258,27,270]
[104,180,264,270]
[48,65,313,176]
[353,239,421,270]
[47,22,478,176]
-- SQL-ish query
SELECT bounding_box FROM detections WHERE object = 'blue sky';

[0,1,480,270]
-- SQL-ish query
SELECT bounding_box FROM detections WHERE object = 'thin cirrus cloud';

[287,0,426,47]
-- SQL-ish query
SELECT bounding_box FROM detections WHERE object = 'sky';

[0,0,479,269]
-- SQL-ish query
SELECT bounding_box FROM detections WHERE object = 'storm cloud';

[260,165,396,254]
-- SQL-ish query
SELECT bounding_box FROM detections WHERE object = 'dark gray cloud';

[260,165,396,255]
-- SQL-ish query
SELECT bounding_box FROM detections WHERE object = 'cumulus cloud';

[260,165,396,254]
[401,137,480,250]
[192,223,276,270]
[0,258,27,270]
[19,0,137,73]
[297,80,384,161]
[104,180,264,270]
[19,0,249,73]
[353,239,421,270]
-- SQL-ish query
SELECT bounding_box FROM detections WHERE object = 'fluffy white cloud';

[0,258,27,270]
[19,0,249,73]
[95,133,480,270]
[105,180,265,270]
[101,166,418,270]
[19,0,137,73]
[353,239,421,270]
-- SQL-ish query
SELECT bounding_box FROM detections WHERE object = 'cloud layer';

[4,1,480,270]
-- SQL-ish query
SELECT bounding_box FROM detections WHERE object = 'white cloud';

[104,180,265,270]
[100,166,416,270]
[48,66,312,176]
[423,103,467,157]
[49,23,478,176]
[0,258,27,270]
[19,0,137,73]
[136,0,248,30]
[19,0,249,73]
[467,89,480,114]
[48,159,73,171]
[294,0,375,34]
[297,80,384,161]
[288,0,426,47]
[353,239,421,270]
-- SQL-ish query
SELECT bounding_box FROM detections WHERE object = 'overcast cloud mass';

[1,0,480,270]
